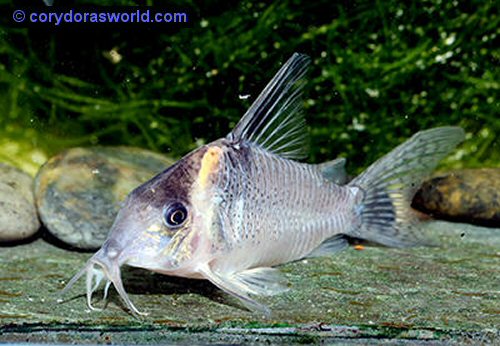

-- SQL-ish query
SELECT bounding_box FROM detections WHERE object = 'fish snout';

[86,241,146,316]
[99,238,123,263]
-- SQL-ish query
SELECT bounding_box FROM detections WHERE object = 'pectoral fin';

[199,265,288,316]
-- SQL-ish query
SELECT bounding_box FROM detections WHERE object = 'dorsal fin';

[227,53,311,160]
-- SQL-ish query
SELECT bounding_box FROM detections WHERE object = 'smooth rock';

[0,163,40,242]
[34,147,174,250]
[412,168,500,227]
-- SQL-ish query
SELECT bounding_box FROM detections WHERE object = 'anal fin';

[306,234,349,258]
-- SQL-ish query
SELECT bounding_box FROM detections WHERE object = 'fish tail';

[348,127,465,247]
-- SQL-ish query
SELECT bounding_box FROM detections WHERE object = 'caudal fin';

[348,127,465,247]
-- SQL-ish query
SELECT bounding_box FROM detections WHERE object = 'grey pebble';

[0,163,40,242]
[34,146,173,250]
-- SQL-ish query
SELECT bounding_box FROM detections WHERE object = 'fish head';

[61,143,224,314]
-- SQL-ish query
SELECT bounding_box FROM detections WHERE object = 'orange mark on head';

[354,245,365,251]
[198,146,222,188]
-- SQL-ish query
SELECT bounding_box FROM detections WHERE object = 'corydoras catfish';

[61,53,465,316]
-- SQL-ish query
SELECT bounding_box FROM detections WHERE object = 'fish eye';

[163,202,188,228]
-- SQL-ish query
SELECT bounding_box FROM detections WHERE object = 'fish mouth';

[59,243,147,316]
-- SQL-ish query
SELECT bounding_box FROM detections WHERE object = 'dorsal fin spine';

[228,53,311,160]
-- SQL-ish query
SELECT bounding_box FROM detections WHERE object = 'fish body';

[193,140,356,268]
[61,53,465,315]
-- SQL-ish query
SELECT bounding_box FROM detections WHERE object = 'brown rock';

[412,168,500,227]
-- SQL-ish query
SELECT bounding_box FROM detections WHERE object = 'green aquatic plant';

[0,0,498,174]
